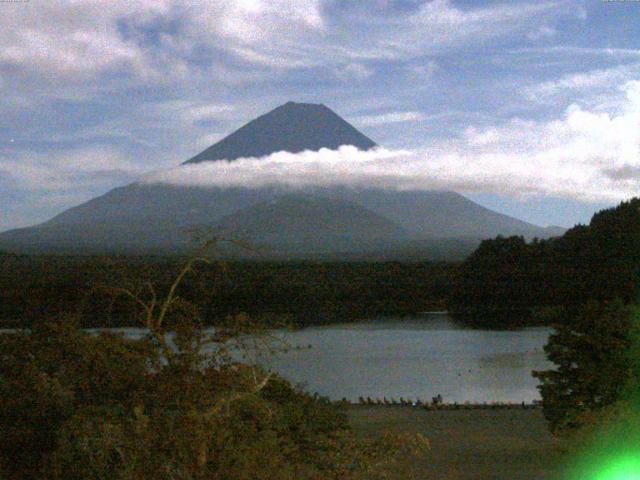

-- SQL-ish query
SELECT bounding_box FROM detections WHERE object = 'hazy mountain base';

[0,186,560,258]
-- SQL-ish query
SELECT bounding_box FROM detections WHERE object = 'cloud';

[333,63,374,82]
[354,111,426,127]
[527,25,556,41]
[0,145,149,229]
[0,0,566,83]
[529,63,640,99]
[604,165,640,181]
[202,0,324,45]
[142,82,640,203]
[1,146,145,192]
[321,0,564,65]
[191,0,565,69]
[0,1,162,77]
[406,0,561,50]
[0,0,325,82]
[405,61,440,80]
[511,46,640,60]
[145,100,236,124]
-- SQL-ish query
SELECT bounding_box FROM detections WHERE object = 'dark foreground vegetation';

[0,256,453,328]
[530,303,640,479]
[0,319,427,480]
[0,252,429,480]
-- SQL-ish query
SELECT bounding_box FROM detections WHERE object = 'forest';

[2,199,638,331]
[450,198,640,327]
[0,256,454,329]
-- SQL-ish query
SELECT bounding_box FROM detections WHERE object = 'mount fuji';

[0,102,563,258]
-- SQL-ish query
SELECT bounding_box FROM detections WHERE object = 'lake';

[13,313,553,404]
[254,314,553,404]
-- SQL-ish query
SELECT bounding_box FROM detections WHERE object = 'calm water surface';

[256,314,553,404]
[9,314,553,404]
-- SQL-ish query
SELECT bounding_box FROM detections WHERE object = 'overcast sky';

[1,0,639,231]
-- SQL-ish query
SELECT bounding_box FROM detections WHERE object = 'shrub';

[0,246,428,479]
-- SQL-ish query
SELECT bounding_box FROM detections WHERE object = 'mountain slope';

[215,194,410,255]
[0,185,562,255]
[184,101,376,164]
[0,185,278,253]
[0,101,564,258]
[323,188,563,239]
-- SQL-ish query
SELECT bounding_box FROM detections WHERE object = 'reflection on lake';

[256,314,553,404]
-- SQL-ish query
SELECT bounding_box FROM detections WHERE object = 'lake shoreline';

[336,398,542,410]
[261,315,552,404]
[3,315,553,404]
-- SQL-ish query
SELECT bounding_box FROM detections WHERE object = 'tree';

[450,198,640,328]
[449,235,539,326]
[538,306,640,478]
[0,240,429,479]
[533,300,636,434]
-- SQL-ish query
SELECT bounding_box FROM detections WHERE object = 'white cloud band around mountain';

[142,81,640,203]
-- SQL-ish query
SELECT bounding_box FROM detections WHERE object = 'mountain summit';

[184,101,376,164]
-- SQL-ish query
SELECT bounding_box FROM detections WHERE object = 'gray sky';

[1,0,638,230]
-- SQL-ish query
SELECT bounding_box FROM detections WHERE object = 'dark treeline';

[0,256,455,328]
[450,198,640,327]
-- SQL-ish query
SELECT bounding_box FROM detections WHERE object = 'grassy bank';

[347,405,564,479]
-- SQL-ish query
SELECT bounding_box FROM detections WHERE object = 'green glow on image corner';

[571,412,640,480]
[564,397,640,480]
[590,455,640,480]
